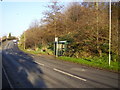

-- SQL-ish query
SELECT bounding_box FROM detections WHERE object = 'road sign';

[55,37,58,42]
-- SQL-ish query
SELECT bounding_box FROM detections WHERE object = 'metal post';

[109,0,111,66]
[55,37,58,57]
[56,40,58,57]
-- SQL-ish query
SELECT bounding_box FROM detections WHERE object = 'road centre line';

[34,61,44,66]
[3,67,13,88]
[53,68,87,81]
[34,61,86,81]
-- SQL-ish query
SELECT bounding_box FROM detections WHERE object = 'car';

[13,40,17,44]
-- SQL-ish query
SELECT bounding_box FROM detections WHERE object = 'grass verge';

[58,56,120,73]
[18,45,47,55]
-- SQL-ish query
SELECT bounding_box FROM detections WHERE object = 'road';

[2,41,119,88]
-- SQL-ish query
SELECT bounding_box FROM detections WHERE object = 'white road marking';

[81,69,85,71]
[71,68,86,72]
[53,68,87,81]
[3,67,13,88]
[31,55,34,58]
[35,61,44,66]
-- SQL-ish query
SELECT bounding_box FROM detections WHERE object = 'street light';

[109,0,111,66]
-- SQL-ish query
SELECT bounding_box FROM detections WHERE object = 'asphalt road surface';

[2,41,119,88]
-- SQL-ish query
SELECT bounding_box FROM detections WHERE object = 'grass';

[58,56,120,72]
[18,45,52,55]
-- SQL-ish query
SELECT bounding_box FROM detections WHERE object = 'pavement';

[2,41,120,88]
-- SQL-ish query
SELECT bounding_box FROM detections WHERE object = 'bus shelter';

[54,41,68,56]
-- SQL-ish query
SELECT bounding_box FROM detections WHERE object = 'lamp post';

[109,0,111,66]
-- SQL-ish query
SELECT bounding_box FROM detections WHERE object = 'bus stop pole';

[55,37,58,57]
[56,41,58,57]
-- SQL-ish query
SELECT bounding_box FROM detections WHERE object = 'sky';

[0,2,52,37]
[0,0,117,37]
[0,0,83,37]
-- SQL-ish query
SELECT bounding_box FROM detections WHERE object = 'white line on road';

[35,61,44,66]
[53,68,87,81]
[3,67,13,88]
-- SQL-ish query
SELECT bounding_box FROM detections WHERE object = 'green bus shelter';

[54,41,68,56]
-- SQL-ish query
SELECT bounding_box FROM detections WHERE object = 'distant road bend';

[2,41,119,88]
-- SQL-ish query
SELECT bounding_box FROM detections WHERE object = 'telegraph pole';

[95,2,99,54]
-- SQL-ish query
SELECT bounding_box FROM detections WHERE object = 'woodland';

[20,2,119,61]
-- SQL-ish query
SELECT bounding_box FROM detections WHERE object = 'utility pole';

[109,0,111,66]
[95,2,99,55]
